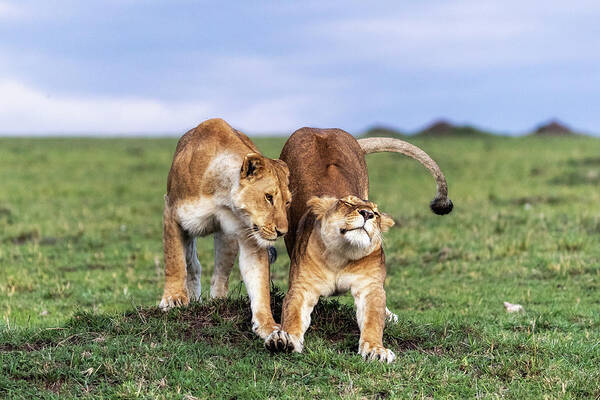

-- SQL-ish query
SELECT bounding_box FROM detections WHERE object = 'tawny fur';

[265,127,451,363]
[160,118,292,340]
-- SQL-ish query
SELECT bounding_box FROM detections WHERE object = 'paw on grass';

[159,292,189,311]
[265,330,302,353]
[359,341,396,364]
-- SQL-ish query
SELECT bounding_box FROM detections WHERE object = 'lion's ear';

[307,196,338,220]
[273,159,290,176]
[379,213,395,232]
[241,153,264,180]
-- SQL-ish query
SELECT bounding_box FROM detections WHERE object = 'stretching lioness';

[160,118,292,339]
[265,127,452,362]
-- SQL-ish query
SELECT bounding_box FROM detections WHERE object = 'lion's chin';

[251,230,277,248]
[342,229,372,249]
[249,224,277,248]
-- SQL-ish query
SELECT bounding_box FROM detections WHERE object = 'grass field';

[1,135,599,399]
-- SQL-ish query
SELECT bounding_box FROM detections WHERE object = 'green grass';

[1,135,599,398]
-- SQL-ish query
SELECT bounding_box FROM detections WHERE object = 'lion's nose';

[275,228,286,237]
[359,209,374,221]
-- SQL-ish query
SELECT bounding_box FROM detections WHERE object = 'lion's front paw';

[265,330,303,353]
[159,292,189,311]
[252,321,282,340]
[385,307,399,325]
[358,341,396,363]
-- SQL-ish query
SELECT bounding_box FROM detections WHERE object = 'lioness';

[160,118,292,339]
[265,127,452,362]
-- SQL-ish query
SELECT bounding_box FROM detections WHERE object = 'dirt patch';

[0,340,50,352]
[85,263,108,270]
[582,217,600,235]
[308,299,359,340]
[3,288,462,358]
[39,237,59,245]
[529,167,544,176]
[511,195,566,206]
[550,170,600,186]
[128,289,364,347]
[421,246,461,264]
[9,230,40,245]
[128,163,163,173]
[131,289,444,355]
[0,331,111,353]
[125,146,145,156]
[567,157,600,167]
[5,374,65,395]
[44,378,64,394]
[185,301,255,345]
[489,194,568,206]
[0,206,13,224]
[374,391,390,400]
[7,231,83,246]
[127,294,267,346]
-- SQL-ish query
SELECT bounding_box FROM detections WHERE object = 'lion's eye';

[265,193,274,205]
[285,200,291,207]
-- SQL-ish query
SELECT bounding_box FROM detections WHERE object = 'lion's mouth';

[253,224,277,242]
[340,226,367,234]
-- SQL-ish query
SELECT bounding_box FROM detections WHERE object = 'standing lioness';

[265,127,452,361]
[160,118,291,339]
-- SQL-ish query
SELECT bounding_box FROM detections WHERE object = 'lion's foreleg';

[210,232,238,298]
[238,241,278,339]
[266,284,319,353]
[352,282,395,363]
[160,203,190,311]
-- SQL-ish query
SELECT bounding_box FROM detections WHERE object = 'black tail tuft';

[268,246,278,264]
[430,197,453,215]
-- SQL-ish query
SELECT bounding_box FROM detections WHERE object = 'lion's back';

[280,127,369,250]
[167,118,259,201]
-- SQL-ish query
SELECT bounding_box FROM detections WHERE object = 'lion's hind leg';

[185,236,202,301]
[160,201,190,311]
[210,231,238,298]
[385,307,399,325]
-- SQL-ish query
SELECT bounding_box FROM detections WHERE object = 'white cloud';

[308,0,600,69]
[0,80,212,134]
[0,79,336,135]
[0,1,22,19]
[228,95,323,134]
[1,1,598,135]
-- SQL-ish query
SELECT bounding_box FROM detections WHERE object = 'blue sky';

[0,1,599,135]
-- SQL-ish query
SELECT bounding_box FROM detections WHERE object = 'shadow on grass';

[0,287,477,358]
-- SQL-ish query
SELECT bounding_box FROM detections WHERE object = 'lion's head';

[233,153,292,247]
[307,195,394,259]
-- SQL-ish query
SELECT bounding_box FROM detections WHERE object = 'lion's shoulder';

[167,119,275,202]
[286,210,317,263]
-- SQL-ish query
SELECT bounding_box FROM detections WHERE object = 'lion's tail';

[358,137,453,215]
